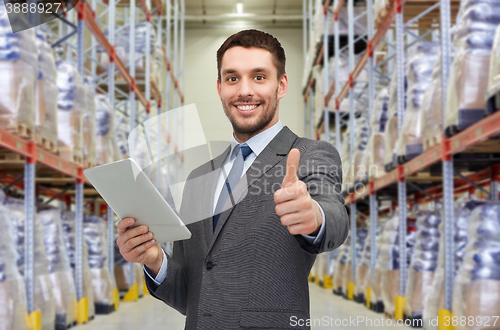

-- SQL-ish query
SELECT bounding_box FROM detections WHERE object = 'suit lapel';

[206,126,298,254]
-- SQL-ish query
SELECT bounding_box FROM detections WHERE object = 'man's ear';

[277,73,288,100]
[217,78,222,101]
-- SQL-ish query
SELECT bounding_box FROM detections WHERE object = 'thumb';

[282,148,300,187]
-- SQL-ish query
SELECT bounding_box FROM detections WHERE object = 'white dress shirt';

[145,121,326,284]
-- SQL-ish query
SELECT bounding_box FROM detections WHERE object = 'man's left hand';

[274,148,323,236]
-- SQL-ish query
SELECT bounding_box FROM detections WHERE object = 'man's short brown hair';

[217,29,286,81]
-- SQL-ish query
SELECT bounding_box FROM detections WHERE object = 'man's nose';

[238,77,254,98]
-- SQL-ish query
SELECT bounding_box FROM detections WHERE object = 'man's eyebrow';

[251,67,271,73]
[222,69,237,75]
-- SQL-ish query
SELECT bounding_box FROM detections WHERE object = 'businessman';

[116,29,349,330]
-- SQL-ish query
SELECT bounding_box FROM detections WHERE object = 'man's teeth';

[236,104,258,111]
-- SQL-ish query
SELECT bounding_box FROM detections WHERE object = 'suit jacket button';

[206,261,214,270]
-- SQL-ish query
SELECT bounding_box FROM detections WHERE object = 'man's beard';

[222,88,278,136]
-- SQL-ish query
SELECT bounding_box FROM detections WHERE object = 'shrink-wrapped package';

[333,240,349,294]
[114,114,129,160]
[0,191,31,330]
[368,220,388,311]
[404,211,441,320]
[355,233,372,302]
[452,202,500,330]
[35,31,58,149]
[444,0,500,136]
[384,68,407,172]
[486,25,500,114]
[364,88,390,179]
[0,3,37,135]
[83,77,96,166]
[61,211,95,319]
[84,215,114,312]
[39,208,78,329]
[424,199,486,330]
[342,228,368,296]
[56,61,85,160]
[97,24,160,86]
[340,128,352,192]
[95,95,116,165]
[421,55,444,150]
[352,116,370,183]
[377,213,416,316]
[396,42,439,163]
[302,42,321,92]
[4,198,56,330]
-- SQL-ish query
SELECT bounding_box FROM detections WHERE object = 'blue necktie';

[213,145,253,231]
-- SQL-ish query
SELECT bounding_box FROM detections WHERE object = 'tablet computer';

[84,158,192,242]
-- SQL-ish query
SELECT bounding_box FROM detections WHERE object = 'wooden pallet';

[36,136,58,153]
[0,121,35,140]
[84,160,97,169]
[423,134,441,151]
[58,147,83,165]
[0,152,23,161]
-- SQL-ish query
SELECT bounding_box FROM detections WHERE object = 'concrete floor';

[76,284,410,329]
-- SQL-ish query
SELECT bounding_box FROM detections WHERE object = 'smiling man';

[116,30,349,330]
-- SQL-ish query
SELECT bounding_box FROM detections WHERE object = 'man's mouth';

[234,103,260,115]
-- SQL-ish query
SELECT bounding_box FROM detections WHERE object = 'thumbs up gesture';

[274,148,323,236]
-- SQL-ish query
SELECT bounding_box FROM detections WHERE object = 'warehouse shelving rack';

[0,0,185,327]
[303,0,500,325]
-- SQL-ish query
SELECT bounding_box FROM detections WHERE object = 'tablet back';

[84,158,191,242]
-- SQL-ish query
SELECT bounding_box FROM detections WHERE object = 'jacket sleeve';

[293,140,349,254]
[144,241,188,315]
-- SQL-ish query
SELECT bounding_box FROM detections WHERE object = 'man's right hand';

[116,218,163,277]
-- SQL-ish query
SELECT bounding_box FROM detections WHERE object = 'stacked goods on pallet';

[61,211,95,320]
[0,3,37,138]
[0,191,31,330]
[84,215,115,314]
[452,202,500,330]
[352,115,370,183]
[368,219,389,312]
[95,95,116,164]
[404,211,441,323]
[421,53,446,151]
[333,240,349,295]
[342,228,368,297]
[355,232,372,303]
[83,77,97,167]
[396,42,439,164]
[486,25,500,114]
[114,114,129,160]
[377,213,416,317]
[4,198,56,329]
[423,200,486,330]
[364,87,389,179]
[97,24,161,87]
[444,0,500,137]
[340,128,351,193]
[302,43,322,93]
[383,67,407,172]
[56,62,85,163]
[39,208,78,330]
[35,31,58,152]
[312,253,327,286]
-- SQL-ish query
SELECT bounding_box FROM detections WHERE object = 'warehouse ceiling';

[184,0,304,29]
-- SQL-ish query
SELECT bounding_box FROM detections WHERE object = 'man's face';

[217,46,287,140]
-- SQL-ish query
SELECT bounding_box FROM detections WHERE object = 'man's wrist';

[308,201,323,236]
[145,246,164,278]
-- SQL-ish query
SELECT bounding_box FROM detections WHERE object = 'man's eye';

[255,76,264,81]
[228,77,237,82]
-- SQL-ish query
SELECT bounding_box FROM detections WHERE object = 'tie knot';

[237,145,253,160]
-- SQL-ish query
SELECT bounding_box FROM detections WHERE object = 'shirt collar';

[230,120,283,158]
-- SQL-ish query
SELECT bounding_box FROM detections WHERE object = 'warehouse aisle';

[76,284,409,329]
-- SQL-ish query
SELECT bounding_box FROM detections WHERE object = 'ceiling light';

[236,2,244,14]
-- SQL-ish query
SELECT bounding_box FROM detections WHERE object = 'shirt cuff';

[143,249,168,285]
[301,200,326,245]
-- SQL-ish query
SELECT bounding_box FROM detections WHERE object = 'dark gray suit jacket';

[145,126,349,329]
